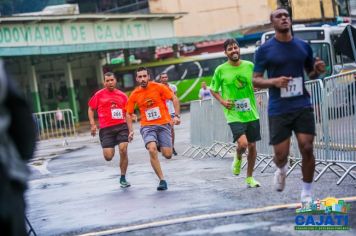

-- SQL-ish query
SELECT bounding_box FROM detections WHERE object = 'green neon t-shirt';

[210,60,259,123]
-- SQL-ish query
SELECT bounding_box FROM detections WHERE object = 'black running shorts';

[99,123,129,148]
[228,119,261,143]
[268,107,315,145]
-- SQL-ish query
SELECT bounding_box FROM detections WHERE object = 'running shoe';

[274,170,286,192]
[157,180,168,191]
[231,156,242,175]
[301,191,313,204]
[245,177,261,188]
[173,148,178,156]
[120,179,131,188]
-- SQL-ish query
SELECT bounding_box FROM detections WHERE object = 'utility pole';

[331,0,337,18]
[319,0,326,22]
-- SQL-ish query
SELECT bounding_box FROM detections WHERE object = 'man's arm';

[199,89,203,100]
[125,97,135,142]
[126,112,134,142]
[308,57,326,80]
[172,94,181,125]
[210,89,233,109]
[253,72,292,89]
[88,107,97,137]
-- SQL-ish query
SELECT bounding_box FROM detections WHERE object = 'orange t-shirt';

[126,82,173,126]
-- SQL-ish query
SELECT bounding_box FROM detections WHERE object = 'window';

[200,58,225,77]
[123,73,135,89]
[310,43,332,76]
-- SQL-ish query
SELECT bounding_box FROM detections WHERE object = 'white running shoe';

[274,170,286,192]
[301,191,313,203]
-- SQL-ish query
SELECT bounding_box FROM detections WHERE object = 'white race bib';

[235,98,251,112]
[145,107,161,121]
[280,77,303,98]
[111,108,123,119]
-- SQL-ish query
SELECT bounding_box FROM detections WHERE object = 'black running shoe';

[172,148,177,156]
[157,180,168,191]
[120,179,131,188]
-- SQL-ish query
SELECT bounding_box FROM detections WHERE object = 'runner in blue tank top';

[253,8,326,203]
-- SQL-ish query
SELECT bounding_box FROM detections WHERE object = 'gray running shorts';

[140,124,172,149]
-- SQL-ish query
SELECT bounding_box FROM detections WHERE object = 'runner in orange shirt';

[126,67,181,191]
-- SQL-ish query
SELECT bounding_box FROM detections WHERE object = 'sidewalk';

[31,131,97,165]
[31,119,143,163]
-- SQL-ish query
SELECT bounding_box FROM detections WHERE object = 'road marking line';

[77,196,356,236]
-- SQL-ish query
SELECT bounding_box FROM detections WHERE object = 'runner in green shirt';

[210,38,261,188]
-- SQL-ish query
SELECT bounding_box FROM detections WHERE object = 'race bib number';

[111,108,123,119]
[281,77,303,98]
[235,98,251,112]
[145,107,161,121]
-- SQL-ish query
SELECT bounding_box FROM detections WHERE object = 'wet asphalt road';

[115,205,356,236]
[26,112,356,235]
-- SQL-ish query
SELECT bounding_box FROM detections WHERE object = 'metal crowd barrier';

[26,215,37,236]
[183,99,236,159]
[319,70,356,184]
[184,91,273,167]
[33,109,76,141]
[254,91,275,172]
[186,70,356,185]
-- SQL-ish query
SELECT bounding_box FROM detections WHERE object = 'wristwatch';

[174,114,181,118]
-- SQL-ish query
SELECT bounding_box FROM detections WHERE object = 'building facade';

[149,0,349,37]
[0,14,179,121]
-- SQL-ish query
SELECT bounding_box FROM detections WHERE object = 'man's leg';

[157,124,173,159]
[102,148,115,161]
[118,142,130,188]
[100,127,116,161]
[246,142,256,177]
[293,108,316,201]
[118,142,129,175]
[161,147,172,159]
[229,122,246,175]
[233,135,247,175]
[273,138,290,191]
[296,133,315,201]
[147,141,168,191]
[237,135,248,160]
[245,142,261,188]
[273,138,290,168]
[244,119,262,187]
[171,126,177,155]
[147,141,164,180]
